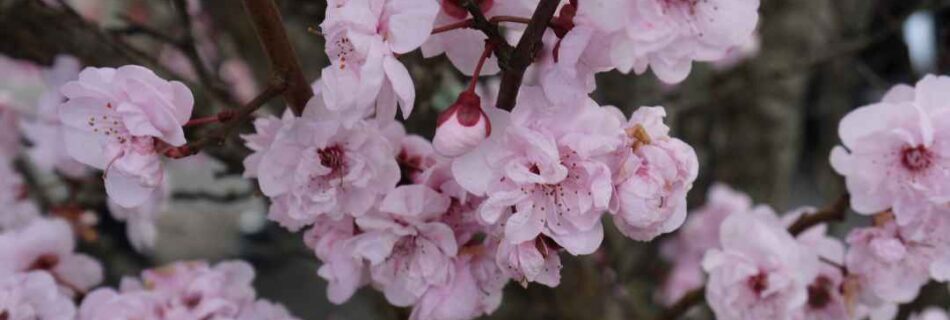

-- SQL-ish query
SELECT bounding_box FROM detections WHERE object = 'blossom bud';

[433,91,491,157]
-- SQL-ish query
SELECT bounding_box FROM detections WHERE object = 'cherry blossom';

[910,308,950,320]
[702,207,819,320]
[0,218,103,295]
[58,65,194,208]
[454,87,621,257]
[302,215,366,304]
[831,75,950,226]
[353,185,458,306]
[78,260,299,319]
[610,106,698,241]
[241,110,294,179]
[255,97,400,230]
[659,183,752,305]
[608,0,761,83]
[319,0,439,123]
[433,90,492,157]
[845,217,933,304]
[106,180,167,252]
[0,162,39,231]
[0,271,77,320]
[410,251,508,320]
[784,208,849,320]
[495,235,562,287]
[20,55,89,178]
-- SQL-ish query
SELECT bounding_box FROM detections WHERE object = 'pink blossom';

[302,215,366,304]
[608,0,761,83]
[845,218,933,303]
[433,91,492,157]
[255,99,400,230]
[352,185,458,306]
[106,180,168,252]
[58,65,194,208]
[0,271,77,320]
[0,162,39,231]
[910,308,950,320]
[785,209,848,320]
[220,59,260,104]
[409,250,508,320]
[702,207,819,320]
[241,110,294,179]
[454,87,621,256]
[20,56,89,178]
[831,75,950,226]
[422,0,529,75]
[0,218,103,295]
[495,236,562,287]
[319,0,438,122]
[79,260,299,320]
[659,183,752,305]
[610,106,698,241]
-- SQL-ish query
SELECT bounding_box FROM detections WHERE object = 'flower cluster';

[831,75,950,309]
[78,260,298,319]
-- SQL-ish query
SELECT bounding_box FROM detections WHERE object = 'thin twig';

[431,15,534,35]
[787,194,850,236]
[164,78,287,159]
[172,189,256,203]
[460,0,515,66]
[492,0,560,110]
[242,0,313,115]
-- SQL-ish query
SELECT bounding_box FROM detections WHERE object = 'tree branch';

[242,0,313,115]
[164,78,287,159]
[489,0,559,110]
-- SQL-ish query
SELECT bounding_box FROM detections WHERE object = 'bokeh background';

[1,0,949,318]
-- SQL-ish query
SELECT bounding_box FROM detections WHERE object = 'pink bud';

[433,91,491,157]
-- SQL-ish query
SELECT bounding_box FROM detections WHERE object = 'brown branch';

[242,0,313,116]
[488,0,559,110]
[787,194,850,236]
[657,194,850,320]
[460,0,514,66]
[431,15,534,35]
[164,78,287,159]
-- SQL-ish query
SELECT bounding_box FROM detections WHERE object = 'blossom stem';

[431,16,534,35]
[466,42,495,93]
[657,193,850,320]
[164,78,287,159]
[184,110,238,127]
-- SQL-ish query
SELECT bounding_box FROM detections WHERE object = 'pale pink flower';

[0,162,40,231]
[220,59,260,104]
[608,0,761,83]
[910,308,950,320]
[495,236,562,287]
[422,0,529,75]
[409,251,508,320]
[845,219,933,303]
[831,75,950,226]
[319,0,438,122]
[702,207,819,320]
[352,185,458,306]
[0,271,77,320]
[256,99,400,230]
[659,183,752,305]
[454,87,621,256]
[610,107,698,241]
[433,91,492,157]
[0,218,104,295]
[784,209,848,320]
[79,260,298,320]
[58,65,194,208]
[241,110,294,179]
[302,215,366,304]
[106,180,168,252]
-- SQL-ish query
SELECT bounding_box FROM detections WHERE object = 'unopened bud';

[433,91,491,157]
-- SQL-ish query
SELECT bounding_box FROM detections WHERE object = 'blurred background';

[1,0,949,318]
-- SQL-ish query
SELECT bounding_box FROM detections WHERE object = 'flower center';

[0,310,8,320]
[901,145,933,171]
[28,254,60,271]
[88,103,130,144]
[318,145,347,172]
[747,272,768,296]
[331,35,356,69]
[807,276,833,309]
